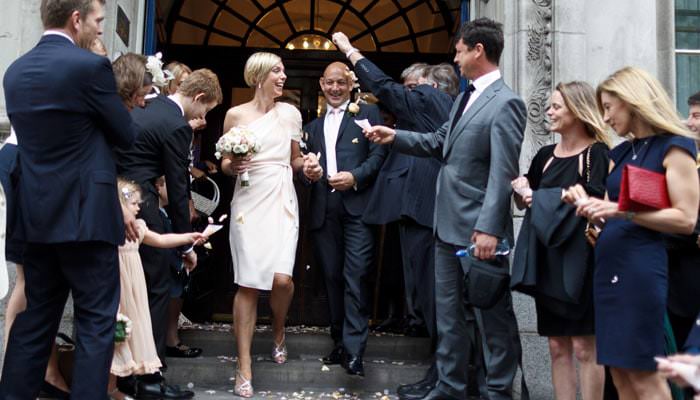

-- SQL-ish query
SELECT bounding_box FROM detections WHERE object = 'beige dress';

[229,102,302,290]
[111,219,162,376]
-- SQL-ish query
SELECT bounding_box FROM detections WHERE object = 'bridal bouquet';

[114,313,132,343]
[215,126,260,187]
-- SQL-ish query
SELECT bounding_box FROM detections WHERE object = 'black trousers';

[311,191,375,356]
[0,241,119,400]
[137,187,170,364]
[398,219,436,343]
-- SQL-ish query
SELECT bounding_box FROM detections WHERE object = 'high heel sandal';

[272,336,288,364]
[234,370,254,398]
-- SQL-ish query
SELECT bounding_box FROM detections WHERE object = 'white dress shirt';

[323,100,349,177]
[43,30,75,44]
[463,69,502,114]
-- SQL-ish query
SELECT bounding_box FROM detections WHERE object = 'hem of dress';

[236,269,293,291]
[111,360,163,377]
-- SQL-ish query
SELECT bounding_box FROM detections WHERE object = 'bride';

[221,52,320,398]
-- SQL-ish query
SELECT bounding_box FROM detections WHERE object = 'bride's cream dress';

[229,102,302,290]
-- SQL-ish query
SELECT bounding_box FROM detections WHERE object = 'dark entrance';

[155,0,460,325]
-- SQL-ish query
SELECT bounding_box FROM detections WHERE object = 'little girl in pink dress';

[109,178,205,400]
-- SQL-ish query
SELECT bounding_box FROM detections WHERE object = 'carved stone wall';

[520,0,553,173]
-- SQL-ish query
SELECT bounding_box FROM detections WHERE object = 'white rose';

[239,143,249,153]
[233,144,244,154]
[232,135,242,145]
[223,142,232,152]
[214,151,222,159]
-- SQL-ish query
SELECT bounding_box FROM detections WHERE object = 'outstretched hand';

[332,32,353,54]
[363,125,396,145]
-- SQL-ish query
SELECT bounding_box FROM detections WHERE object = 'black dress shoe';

[322,345,345,365]
[135,381,194,399]
[38,380,69,399]
[420,388,462,400]
[398,379,437,400]
[343,354,364,377]
[165,342,203,358]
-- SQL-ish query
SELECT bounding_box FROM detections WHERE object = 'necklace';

[631,139,648,160]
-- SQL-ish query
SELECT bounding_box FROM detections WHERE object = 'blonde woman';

[221,52,311,398]
[564,67,699,399]
[513,81,609,400]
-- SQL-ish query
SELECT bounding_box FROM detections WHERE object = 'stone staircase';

[164,326,430,396]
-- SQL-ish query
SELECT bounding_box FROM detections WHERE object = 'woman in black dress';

[513,81,609,400]
[564,67,699,399]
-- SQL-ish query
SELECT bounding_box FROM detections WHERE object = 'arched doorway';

[155,0,461,325]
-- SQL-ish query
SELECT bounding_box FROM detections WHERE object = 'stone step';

[164,356,428,393]
[178,327,432,361]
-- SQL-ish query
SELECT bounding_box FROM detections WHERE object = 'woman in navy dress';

[564,66,699,399]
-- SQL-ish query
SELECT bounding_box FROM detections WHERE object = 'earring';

[258,83,261,89]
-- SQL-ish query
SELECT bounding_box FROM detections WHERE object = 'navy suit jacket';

[115,95,193,235]
[3,34,135,245]
[354,58,453,227]
[303,103,386,230]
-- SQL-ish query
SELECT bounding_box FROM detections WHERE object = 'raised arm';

[142,229,206,249]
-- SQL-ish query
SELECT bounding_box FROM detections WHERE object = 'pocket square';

[351,138,359,144]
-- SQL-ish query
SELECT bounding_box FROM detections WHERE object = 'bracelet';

[625,211,636,221]
[182,246,194,255]
[345,48,359,58]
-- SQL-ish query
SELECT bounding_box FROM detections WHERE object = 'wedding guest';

[109,179,205,400]
[365,18,527,400]
[428,63,460,97]
[0,1,137,398]
[301,60,386,378]
[665,91,700,353]
[564,67,699,399]
[91,37,107,56]
[163,61,206,132]
[512,81,609,400]
[333,31,455,399]
[220,52,309,398]
[0,128,70,399]
[115,68,221,399]
[112,53,153,110]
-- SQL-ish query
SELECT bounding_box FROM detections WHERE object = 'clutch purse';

[618,164,670,211]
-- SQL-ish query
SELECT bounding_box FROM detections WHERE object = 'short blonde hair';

[556,81,611,147]
[117,177,142,208]
[597,66,695,139]
[244,52,282,88]
[177,68,223,105]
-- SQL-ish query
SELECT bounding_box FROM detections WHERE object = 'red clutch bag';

[618,164,671,211]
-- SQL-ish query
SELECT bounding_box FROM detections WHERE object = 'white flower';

[231,135,242,145]
[233,144,244,154]
[214,151,222,159]
[223,142,232,152]
[239,143,249,153]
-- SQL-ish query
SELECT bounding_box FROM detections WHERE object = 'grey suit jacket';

[393,78,526,247]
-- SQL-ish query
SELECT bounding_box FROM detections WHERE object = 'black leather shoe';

[343,354,364,377]
[135,381,194,399]
[38,380,69,399]
[420,388,462,400]
[322,345,345,365]
[398,379,437,400]
[165,342,203,358]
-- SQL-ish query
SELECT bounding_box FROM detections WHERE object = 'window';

[675,0,700,117]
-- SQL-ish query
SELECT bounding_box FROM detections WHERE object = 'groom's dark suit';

[304,103,386,360]
[393,76,526,399]
[115,95,194,363]
[1,33,135,399]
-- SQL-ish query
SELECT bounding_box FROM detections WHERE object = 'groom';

[302,62,386,377]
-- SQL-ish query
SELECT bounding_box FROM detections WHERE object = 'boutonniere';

[351,138,359,144]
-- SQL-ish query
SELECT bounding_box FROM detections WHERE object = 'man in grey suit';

[365,18,526,400]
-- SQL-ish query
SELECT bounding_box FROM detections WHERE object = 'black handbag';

[462,256,510,309]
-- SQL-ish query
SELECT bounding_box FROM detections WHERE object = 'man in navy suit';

[0,1,136,398]
[302,62,386,377]
[333,31,458,399]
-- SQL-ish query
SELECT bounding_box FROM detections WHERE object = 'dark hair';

[689,91,700,107]
[456,18,504,66]
[40,0,105,29]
